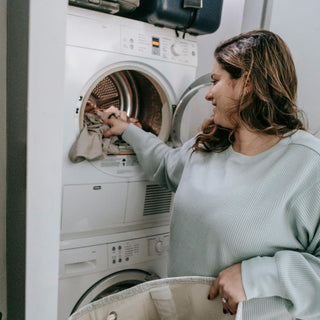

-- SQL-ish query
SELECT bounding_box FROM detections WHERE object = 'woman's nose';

[205,88,213,101]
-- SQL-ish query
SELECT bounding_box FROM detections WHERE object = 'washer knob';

[155,241,164,254]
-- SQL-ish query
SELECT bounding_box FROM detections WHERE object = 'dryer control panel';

[121,27,197,65]
[67,7,197,66]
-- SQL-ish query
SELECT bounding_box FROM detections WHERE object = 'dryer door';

[70,62,176,177]
[72,270,158,315]
[171,73,212,147]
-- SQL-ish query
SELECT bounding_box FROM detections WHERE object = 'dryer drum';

[81,70,165,137]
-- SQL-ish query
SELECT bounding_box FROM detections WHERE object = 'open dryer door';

[171,73,213,147]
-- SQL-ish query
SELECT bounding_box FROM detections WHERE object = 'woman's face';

[205,61,244,129]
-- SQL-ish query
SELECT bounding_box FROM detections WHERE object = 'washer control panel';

[107,233,169,268]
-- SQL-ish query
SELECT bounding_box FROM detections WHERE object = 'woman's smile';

[205,60,246,129]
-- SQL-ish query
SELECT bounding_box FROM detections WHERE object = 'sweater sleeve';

[241,181,320,319]
[122,124,193,192]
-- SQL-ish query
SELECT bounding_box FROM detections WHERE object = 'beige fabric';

[69,113,119,163]
[150,286,178,320]
[68,277,241,320]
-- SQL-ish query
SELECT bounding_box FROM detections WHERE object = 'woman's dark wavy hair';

[193,30,306,153]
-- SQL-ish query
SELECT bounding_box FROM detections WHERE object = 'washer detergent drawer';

[61,183,127,234]
[60,244,108,278]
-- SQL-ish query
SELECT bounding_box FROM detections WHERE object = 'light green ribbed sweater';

[122,124,320,320]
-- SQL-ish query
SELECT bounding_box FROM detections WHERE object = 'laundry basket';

[68,277,242,320]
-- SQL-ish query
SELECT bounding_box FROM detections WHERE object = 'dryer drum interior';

[80,69,168,153]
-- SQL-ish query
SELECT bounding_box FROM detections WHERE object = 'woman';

[104,30,320,319]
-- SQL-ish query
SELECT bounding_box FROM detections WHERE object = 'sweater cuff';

[242,256,282,300]
[122,123,145,145]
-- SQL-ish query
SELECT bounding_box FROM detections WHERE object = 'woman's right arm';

[105,117,193,192]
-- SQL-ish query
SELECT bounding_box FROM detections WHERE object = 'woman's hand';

[101,106,143,138]
[96,106,122,122]
[208,263,246,315]
[103,115,130,138]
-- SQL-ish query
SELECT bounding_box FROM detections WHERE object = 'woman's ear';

[243,71,252,93]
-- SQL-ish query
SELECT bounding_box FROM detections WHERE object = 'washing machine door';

[171,73,213,147]
[71,270,158,315]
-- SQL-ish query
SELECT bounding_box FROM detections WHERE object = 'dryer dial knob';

[171,43,183,56]
[155,241,164,254]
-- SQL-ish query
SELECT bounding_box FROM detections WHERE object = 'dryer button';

[171,43,182,56]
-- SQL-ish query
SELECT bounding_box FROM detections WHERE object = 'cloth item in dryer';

[68,277,240,320]
[69,111,120,163]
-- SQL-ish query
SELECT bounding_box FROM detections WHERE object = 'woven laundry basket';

[68,276,242,320]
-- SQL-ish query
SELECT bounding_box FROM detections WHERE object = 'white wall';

[241,0,265,32]
[241,0,320,134]
[0,0,7,319]
[267,0,320,134]
[197,0,246,77]
[25,0,67,319]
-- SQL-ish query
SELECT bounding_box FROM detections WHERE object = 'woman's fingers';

[106,106,120,115]
[99,106,142,137]
[208,279,219,300]
[119,110,128,121]
[207,264,246,315]
[104,117,129,138]
[219,287,234,315]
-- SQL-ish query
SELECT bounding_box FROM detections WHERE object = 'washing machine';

[58,227,170,320]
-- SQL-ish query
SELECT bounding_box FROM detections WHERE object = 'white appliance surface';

[61,6,198,240]
[58,226,170,320]
[59,7,200,320]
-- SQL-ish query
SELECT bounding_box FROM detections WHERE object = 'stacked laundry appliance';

[58,1,223,319]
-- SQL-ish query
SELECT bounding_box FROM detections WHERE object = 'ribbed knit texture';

[122,124,320,319]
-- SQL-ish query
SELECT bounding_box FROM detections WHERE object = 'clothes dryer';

[62,7,212,240]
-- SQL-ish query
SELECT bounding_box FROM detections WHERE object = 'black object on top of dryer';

[117,0,224,36]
